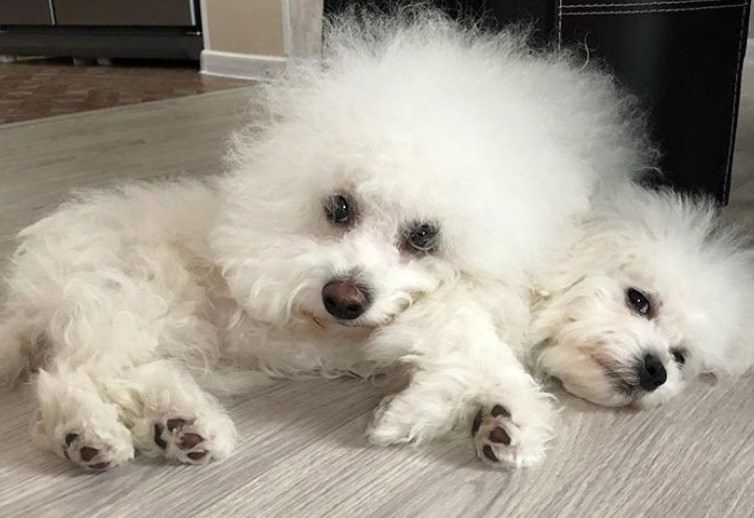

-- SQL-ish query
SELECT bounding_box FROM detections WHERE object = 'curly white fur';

[530,182,754,408]
[2,9,743,472]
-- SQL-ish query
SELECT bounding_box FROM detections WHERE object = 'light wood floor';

[0,57,251,124]
[0,64,752,517]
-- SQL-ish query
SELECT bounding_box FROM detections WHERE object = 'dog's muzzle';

[635,353,667,391]
[322,279,372,320]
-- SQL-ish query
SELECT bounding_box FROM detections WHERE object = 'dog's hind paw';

[153,417,209,463]
[60,426,134,472]
[148,414,236,464]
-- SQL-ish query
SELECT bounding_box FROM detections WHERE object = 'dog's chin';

[317,316,376,330]
[297,311,382,332]
[561,379,636,407]
[546,350,677,408]
[544,351,638,407]
[633,383,681,408]
[554,361,640,408]
[563,373,676,409]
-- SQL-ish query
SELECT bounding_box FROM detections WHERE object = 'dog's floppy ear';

[692,225,754,378]
[717,325,754,376]
[701,306,754,377]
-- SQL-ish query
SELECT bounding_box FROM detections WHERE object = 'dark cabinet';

[0,0,203,60]
[0,0,52,25]
[54,0,195,27]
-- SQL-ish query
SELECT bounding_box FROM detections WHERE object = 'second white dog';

[529,181,754,409]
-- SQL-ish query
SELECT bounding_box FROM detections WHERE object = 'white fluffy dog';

[1,11,747,472]
[529,182,754,409]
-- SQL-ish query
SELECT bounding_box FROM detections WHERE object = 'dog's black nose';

[322,279,370,320]
[637,353,667,391]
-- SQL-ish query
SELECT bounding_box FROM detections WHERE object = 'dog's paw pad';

[488,426,511,445]
[153,423,167,449]
[187,450,208,461]
[61,431,128,472]
[79,446,99,462]
[490,404,510,418]
[166,418,188,431]
[154,417,210,464]
[481,444,498,462]
[472,405,536,468]
[179,433,203,450]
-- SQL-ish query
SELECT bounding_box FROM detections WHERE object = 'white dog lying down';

[1,12,751,472]
[530,182,754,409]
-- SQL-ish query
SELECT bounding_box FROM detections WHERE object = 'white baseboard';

[200,50,287,81]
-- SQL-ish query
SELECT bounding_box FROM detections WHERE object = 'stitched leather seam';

[560,3,745,15]
[564,0,733,8]
[559,0,746,199]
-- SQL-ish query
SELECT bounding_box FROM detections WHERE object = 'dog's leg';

[366,280,555,468]
[366,363,473,446]
[31,363,135,472]
[118,361,237,465]
[367,357,555,468]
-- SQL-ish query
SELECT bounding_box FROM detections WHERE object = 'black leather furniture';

[326,0,751,204]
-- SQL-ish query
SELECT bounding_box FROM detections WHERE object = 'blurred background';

[0,0,751,202]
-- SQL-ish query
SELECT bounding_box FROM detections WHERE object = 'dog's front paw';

[472,403,550,468]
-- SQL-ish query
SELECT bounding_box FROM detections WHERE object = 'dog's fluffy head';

[533,183,754,407]
[211,11,650,332]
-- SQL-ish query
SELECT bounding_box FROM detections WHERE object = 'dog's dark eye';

[324,194,353,226]
[404,222,439,254]
[626,287,652,318]
[671,349,687,365]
